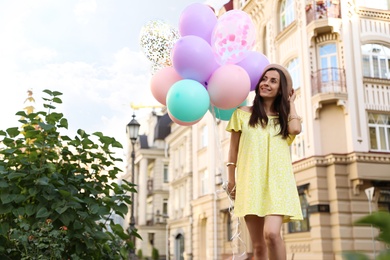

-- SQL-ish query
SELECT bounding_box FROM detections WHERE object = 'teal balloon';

[167,79,210,122]
[210,100,247,121]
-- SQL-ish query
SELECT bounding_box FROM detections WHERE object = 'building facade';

[124,0,390,259]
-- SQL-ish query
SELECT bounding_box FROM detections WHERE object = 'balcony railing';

[311,67,347,95]
[306,0,341,24]
[146,212,168,226]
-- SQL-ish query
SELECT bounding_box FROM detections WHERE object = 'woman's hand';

[289,89,296,103]
[227,182,236,200]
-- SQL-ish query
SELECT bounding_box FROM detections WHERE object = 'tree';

[0,89,139,259]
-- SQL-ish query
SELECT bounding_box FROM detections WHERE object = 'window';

[225,211,232,241]
[200,125,208,148]
[280,0,295,30]
[175,234,185,260]
[320,43,338,80]
[163,164,169,183]
[356,0,390,10]
[287,58,300,89]
[378,190,390,212]
[361,44,390,79]
[163,199,168,217]
[288,186,310,233]
[200,169,209,195]
[368,113,390,152]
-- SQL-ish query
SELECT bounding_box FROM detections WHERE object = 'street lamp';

[126,113,140,260]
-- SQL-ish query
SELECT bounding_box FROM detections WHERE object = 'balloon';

[179,3,218,44]
[172,35,219,83]
[166,79,210,122]
[150,67,182,105]
[168,110,201,126]
[211,10,256,65]
[139,20,180,66]
[210,100,247,121]
[236,51,270,91]
[207,64,250,109]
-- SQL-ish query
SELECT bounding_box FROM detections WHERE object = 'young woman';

[225,64,303,260]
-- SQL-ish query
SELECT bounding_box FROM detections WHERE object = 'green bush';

[0,90,140,259]
[343,211,390,260]
[152,247,159,260]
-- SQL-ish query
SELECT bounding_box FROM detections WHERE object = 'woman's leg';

[263,215,286,260]
[244,215,268,260]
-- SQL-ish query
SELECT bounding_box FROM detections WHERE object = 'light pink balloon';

[168,110,201,126]
[211,10,256,65]
[207,64,250,109]
[150,67,182,105]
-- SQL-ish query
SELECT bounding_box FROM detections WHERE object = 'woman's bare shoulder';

[237,106,252,113]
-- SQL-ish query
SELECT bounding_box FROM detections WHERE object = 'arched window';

[280,0,295,31]
[287,58,300,89]
[361,43,390,79]
[175,234,185,260]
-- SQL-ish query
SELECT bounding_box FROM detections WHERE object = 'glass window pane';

[373,56,379,77]
[369,127,378,150]
[362,55,371,77]
[379,127,386,150]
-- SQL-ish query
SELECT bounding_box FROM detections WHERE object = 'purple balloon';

[172,35,219,83]
[179,3,217,44]
[236,51,270,91]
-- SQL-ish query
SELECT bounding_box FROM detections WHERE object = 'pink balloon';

[207,64,250,109]
[150,67,182,105]
[211,10,256,65]
[236,51,270,91]
[172,35,219,83]
[168,110,201,126]
[179,3,217,44]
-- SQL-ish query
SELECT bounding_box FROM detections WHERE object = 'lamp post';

[126,113,140,260]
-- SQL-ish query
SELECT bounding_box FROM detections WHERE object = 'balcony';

[311,68,346,95]
[306,0,342,37]
[311,67,348,118]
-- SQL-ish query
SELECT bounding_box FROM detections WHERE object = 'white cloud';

[73,0,97,24]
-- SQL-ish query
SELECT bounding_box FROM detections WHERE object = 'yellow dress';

[226,108,303,222]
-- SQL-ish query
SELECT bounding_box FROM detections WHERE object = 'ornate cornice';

[356,8,390,21]
[293,152,390,172]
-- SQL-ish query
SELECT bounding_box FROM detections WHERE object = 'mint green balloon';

[167,79,210,122]
[210,100,247,121]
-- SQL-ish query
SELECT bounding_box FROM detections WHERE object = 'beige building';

[124,0,390,259]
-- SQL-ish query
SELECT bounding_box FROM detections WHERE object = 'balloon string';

[212,106,247,259]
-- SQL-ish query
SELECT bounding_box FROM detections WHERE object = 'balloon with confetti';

[139,20,180,67]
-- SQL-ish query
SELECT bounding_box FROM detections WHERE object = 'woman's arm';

[226,130,241,199]
[287,90,302,135]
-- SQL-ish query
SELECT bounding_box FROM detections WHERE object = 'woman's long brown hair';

[248,68,290,138]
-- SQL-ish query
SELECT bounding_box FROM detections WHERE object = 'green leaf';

[52,91,63,96]
[53,97,62,103]
[38,122,55,131]
[25,204,36,216]
[36,176,50,185]
[60,118,68,129]
[36,207,50,218]
[6,127,19,138]
[0,222,10,236]
[0,204,12,214]
[7,172,26,180]
[0,193,13,204]
[43,89,53,95]
[93,231,110,240]
[24,130,40,138]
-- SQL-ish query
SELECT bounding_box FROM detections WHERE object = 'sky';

[0,0,228,167]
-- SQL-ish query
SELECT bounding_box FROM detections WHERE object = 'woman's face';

[258,70,281,99]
